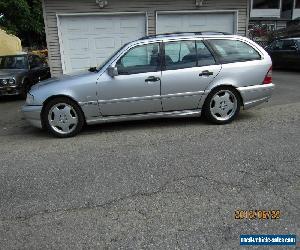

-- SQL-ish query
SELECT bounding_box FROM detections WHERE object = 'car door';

[97,42,163,116]
[280,40,298,68]
[28,55,47,83]
[268,40,284,67]
[161,39,221,111]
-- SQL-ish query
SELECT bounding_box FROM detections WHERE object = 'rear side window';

[208,39,261,63]
[164,40,197,70]
[196,41,216,67]
[164,40,216,70]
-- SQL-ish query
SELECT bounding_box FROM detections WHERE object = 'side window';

[282,40,296,50]
[116,43,160,75]
[30,55,43,68]
[196,41,216,67]
[273,40,284,50]
[164,40,197,70]
[209,39,261,63]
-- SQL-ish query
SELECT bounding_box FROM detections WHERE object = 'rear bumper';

[237,83,275,109]
[21,105,43,129]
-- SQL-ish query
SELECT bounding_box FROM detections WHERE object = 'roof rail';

[139,31,232,40]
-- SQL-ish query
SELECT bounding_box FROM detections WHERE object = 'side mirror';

[107,66,118,77]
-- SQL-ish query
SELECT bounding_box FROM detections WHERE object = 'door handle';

[145,76,160,82]
[199,70,213,77]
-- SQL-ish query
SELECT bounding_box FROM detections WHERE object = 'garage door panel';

[68,38,89,51]
[94,38,115,49]
[157,12,236,35]
[70,57,91,70]
[59,14,146,74]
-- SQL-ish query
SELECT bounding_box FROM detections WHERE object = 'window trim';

[250,0,281,18]
[252,0,281,9]
[206,38,263,64]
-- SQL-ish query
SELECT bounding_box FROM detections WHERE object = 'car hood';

[32,70,96,90]
[0,69,27,78]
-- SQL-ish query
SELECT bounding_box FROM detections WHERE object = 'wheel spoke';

[60,123,70,132]
[52,107,61,117]
[69,116,78,125]
[211,106,221,115]
[222,92,230,102]
[50,119,59,127]
[62,106,72,115]
[226,101,234,111]
[212,95,221,105]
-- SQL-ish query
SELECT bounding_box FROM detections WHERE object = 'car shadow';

[0,95,24,103]
[82,116,211,135]
[82,109,257,135]
[273,68,300,73]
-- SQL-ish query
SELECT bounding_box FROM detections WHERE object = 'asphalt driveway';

[0,70,299,249]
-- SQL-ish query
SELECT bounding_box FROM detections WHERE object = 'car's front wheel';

[203,87,241,124]
[42,97,84,138]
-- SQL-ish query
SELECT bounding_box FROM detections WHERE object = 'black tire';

[42,97,85,138]
[203,86,241,124]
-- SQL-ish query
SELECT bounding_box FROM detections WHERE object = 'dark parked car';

[265,37,300,70]
[0,53,51,98]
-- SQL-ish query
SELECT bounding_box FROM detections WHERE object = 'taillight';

[263,66,272,84]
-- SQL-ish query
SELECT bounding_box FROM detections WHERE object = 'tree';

[0,0,46,48]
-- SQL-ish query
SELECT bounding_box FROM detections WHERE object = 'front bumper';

[22,105,43,129]
[0,86,20,96]
[237,83,275,109]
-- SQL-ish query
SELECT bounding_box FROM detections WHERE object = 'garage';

[57,13,147,74]
[156,11,237,35]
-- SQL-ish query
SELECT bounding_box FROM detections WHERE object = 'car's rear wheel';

[203,87,241,124]
[42,97,84,138]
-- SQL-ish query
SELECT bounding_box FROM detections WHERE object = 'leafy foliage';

[0,0,46,47]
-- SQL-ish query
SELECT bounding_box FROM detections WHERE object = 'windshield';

[97,43,129,71]
[0,55,28,69]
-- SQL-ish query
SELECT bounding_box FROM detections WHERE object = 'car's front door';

[161,39,221,111]
[97,42,162,116]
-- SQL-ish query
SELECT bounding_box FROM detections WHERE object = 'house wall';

[42,0,248,77]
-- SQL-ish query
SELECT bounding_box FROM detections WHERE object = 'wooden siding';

[43,0,248,77]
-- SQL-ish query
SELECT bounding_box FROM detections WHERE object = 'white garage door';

[58,13,146,74]
[157,11,236,35]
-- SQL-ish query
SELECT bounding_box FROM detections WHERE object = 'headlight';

[1,79,8,85]
[0,78,16,85]
[26,93,34,105]
[8,78,15,85]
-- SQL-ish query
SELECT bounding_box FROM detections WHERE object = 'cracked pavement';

[0,70,299,249]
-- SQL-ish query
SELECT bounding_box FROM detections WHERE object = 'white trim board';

[155,10,239,35]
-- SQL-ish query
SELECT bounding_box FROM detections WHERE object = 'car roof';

[277,37,300,40]
[0,52,27,57]
[136,31,238,43]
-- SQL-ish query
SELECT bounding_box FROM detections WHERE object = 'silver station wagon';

[22,32,274,138]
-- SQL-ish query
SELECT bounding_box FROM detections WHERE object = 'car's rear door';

[160,39,221,111]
